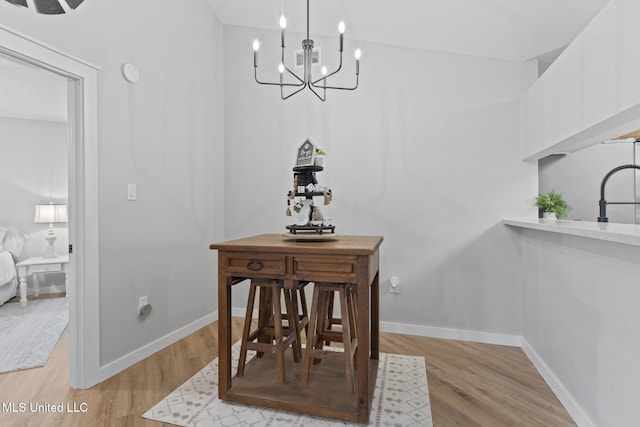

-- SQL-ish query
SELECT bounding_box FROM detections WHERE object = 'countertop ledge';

[502,218,640,247]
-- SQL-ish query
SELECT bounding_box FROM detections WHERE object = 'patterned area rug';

[144,342,432,427]
[0,298,68,374]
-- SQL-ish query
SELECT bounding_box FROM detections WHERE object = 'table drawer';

[29,263,62,273]
[224,253,286,276]
[293,255,357,279]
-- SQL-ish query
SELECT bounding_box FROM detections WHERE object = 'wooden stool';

[301,282,358,393]
[237,279,309,384]
[253,280,309,362]
[322,286,357,348]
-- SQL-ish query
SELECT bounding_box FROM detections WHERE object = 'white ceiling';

[205,0,609,62]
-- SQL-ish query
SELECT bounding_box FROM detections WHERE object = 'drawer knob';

[246,260,264,271]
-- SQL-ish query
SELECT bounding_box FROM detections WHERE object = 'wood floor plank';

[0,318,575,426]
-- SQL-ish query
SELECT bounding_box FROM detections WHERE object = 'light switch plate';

[128,184,137,201]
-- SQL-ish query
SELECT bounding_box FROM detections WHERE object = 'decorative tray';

[282,233,340,242]
[285,224,336,234]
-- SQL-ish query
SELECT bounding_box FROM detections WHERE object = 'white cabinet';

[521,0,640,161]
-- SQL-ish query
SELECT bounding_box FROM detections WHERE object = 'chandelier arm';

[255,67,304,87]
[310,62,343,85]
[282,83,309,100]
[281,46,305,84]
[310,45,344,85]
[307,83,327,102]
[284,65,305,84]
[312,75,359,91]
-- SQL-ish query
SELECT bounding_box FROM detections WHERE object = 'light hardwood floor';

[0,315,576,427]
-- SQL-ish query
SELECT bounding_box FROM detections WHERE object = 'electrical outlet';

[138,295,152,316]
[390,276,400,294]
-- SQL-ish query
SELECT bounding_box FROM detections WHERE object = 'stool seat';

[301,282,358,393]
[237,279,309,384]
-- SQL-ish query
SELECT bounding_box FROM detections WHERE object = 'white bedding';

[0,252,16,285]
[0,252,17,305]
[0,226,25,305]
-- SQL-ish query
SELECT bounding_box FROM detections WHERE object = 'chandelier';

[252,0,361,101]
[4,0,86,14]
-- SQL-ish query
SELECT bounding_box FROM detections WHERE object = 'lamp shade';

[34,204,68,224]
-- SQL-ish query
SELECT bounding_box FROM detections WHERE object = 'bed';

[0,226,25,306]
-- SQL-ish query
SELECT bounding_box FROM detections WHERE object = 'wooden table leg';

[371,271,379,360]
[356,263,371,423]
[217,257,232,400]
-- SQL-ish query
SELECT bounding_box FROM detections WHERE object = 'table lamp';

[34,203,68,258]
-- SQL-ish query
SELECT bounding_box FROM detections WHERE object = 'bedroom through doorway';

[0,51,71,376]
[0,25,100,389]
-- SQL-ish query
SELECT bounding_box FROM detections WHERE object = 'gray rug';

[144,342,432,427]
[0,297,68,374]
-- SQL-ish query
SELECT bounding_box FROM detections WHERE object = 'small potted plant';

[314,148,327,166]
[536,190,570,222]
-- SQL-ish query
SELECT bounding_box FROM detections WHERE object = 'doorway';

[0,25,100,389]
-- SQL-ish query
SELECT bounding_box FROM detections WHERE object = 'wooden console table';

[210,234,383,423]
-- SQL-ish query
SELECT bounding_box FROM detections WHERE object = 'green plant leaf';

[536,190,570,218]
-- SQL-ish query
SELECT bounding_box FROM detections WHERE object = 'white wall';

[0,0,225,367]
[223,24,538,338]
[0,116,68,234]
[518,228,640,426]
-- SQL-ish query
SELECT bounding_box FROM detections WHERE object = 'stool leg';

[283,288,301,362]
[348,285,357,338]
[237,282,258,378]
[256,287,272,358]
[348,285,358,371]
[290,288,303,347]
[299,285,309,337]
[272,285,286,384]
[339,286,356,393]
[301,284,321,386]
[324,291,334,346]
[313,289,331,365]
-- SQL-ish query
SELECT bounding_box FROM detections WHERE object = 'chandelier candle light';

[252,0,361,101]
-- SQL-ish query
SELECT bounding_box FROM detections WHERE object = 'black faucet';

[598,164,640,222]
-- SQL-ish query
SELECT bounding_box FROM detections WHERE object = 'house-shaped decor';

[295,139,316,167]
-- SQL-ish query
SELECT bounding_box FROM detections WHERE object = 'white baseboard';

[232,306,521,347]
[232,305,521,347]
[380,320,522,347]
[27,284,66,296]
[95,311,218,384]
[521,338,595,427]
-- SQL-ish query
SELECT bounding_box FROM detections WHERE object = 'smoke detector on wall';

[122,63,140,84]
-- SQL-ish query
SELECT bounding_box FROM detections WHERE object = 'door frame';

[0,25,100,389]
